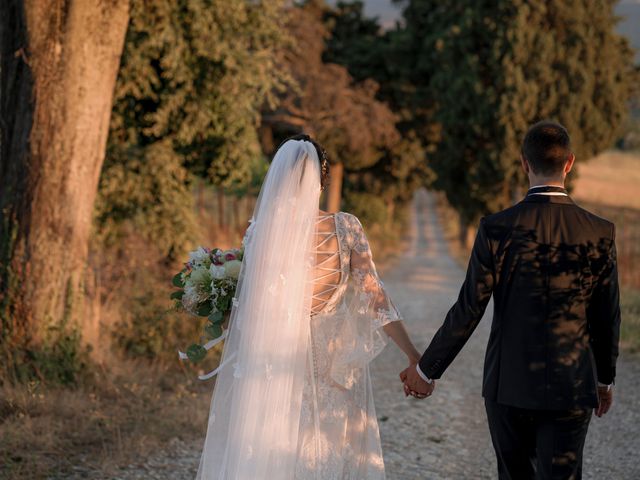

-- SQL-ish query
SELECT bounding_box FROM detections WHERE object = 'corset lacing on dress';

[310,214,343,317]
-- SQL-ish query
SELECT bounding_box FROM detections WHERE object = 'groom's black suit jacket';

[419,186,621,410]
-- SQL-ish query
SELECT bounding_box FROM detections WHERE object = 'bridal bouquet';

[171,246,243,363]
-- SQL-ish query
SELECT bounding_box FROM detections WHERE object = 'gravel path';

[102,190,639,479]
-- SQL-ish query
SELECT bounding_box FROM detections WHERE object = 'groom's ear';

[520,154,530,175]
[564,153,576,175]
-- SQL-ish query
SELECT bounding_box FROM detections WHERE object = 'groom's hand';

[400,363,435,399]
[595,385,613,417]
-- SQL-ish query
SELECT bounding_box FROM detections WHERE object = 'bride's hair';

[275,134,330,191]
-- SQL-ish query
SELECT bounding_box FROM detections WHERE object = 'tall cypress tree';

[396,0,636,236]
[322,1,434,220]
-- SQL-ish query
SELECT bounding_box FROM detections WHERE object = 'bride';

[195,134,422,479]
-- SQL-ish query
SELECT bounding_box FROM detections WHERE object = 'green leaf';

[186,344,207,363]
[217,295,231,312]
[208,310,224,324]
[170,290,184,300]
[172,272,185,288]
[196,302,212,317]
[204,323,223,340]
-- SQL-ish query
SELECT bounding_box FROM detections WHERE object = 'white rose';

[189,268,212,292]
[189,246,211,267]
[210,264,226,280]
[223,260,242,279]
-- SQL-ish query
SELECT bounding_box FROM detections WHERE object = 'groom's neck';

[528,175,565,189]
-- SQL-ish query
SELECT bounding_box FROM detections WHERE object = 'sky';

[326,0,640,62]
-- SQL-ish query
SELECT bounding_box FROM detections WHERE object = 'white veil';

[196,140,321,479]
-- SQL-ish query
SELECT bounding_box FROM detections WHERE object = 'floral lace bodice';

[311,212,399,321]
[296,212,400,480]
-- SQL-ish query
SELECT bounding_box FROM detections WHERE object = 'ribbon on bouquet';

[178,329,231,380]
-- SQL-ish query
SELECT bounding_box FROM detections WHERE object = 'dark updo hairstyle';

[275,134,330,191]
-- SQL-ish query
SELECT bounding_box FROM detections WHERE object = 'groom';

[401,121,621,479]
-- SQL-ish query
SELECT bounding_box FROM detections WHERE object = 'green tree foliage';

[323,1,388,84]
[323,1,414,115]
[322,2,433,215]
[260,0,403,211]
[98,0,291,257]
[95,141,198,258]
[268,1,399,167]
[395,0,636,226]
[345,132,432,210]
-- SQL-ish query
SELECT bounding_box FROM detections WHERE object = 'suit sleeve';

[587,225,621,385]
[419,217,495,379]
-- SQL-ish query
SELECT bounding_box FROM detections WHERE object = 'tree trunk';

[458,218,477,252]
[325,162,344,213]
[232,196,241,232]
[245,196,254,225]
[197,179,206,218]
[258,122,274,155]
[386,198,395,229]
[217,188,227,232]
[0,1,129,353]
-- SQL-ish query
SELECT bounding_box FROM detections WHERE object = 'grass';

[1,211,227,479]
[572,150,640,294]
[0,358,215,479]
[433,191,473,268]
[367,205,413,272]
[2,234,241,478]
[572,150,640,211]
[621,289,640,352]
[573,152,640,356]
[571,199,640,291]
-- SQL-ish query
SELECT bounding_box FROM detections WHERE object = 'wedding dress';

[195,140,400,480]
[296,212,400,479]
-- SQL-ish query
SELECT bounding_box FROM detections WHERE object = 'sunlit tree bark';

[0,0,129,360]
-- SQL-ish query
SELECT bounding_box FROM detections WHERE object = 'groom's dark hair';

[522,121,572,176]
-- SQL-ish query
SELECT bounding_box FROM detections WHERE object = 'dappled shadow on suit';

[419,189,621,479]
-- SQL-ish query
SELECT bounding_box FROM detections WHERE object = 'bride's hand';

[400,362,435,399]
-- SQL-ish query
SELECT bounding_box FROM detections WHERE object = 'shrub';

[343,191,388,227]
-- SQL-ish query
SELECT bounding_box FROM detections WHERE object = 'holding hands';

[379,321,435,400]
[400,362,435,400]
